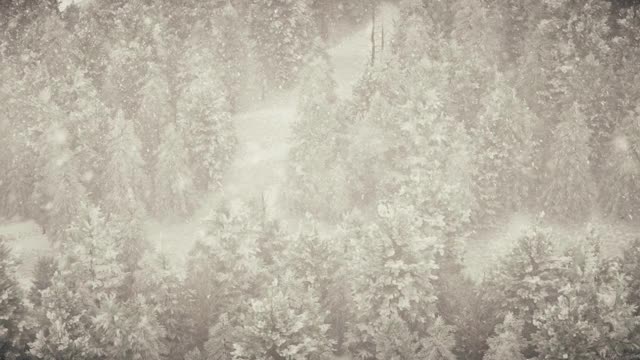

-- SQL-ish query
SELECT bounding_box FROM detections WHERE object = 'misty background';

[2,0,640,359]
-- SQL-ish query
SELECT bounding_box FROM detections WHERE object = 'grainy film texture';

[1,0,640,359]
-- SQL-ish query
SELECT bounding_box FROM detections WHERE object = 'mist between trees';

[2,0,640,359]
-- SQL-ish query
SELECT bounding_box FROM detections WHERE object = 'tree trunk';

[370,3,376,65]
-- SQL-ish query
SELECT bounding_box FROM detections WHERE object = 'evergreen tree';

[232,274,333,360]
[599,108,640,220]
[0,236,28,359]
[486,225,569,356]
[153,123,196,217]
[29,256,56,308]
[473,75,538,222]
[248,0,315,88]
[288,42,348,220]
[532,236,640,359]
[286,218,352,351]
[100,109,149,216]
[345,207,440,358]
[30,204,165,359]
[32,122,88,240]
[482,313,527,360]
[542,104,596,222]
[177,24,237,192]
[183,203,268,350]
[136,250,191,359]
[419,317,457,360]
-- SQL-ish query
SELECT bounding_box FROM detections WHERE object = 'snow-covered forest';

[2,0,640,359]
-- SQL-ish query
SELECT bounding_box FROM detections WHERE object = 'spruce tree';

[483,313,527,360]
[248,0,315,88]
[32,122,88,240]
[153,123,196,217]
[288,41,347,219]
[232,274,333,360]
[100,109,149,215]
[600,108,640,220]
[0,236,28,359]
[542,104,596,222]
[473,75,538,222]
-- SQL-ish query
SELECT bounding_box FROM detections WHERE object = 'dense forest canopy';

[2,0,640,359]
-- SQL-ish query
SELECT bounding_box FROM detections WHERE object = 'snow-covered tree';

[345,207,441,358]
[419,317,457,360]
[285,218,352,350]
[32,122,89,240]
[486,225,569,348]
[232,274,333,360]
[136,250,190,359]
[92,294,166,360]
[533,237,640,359]
[473,76,539,222]
[288,42,349,220]
[482,313,527,360]
[0,236,28,359]
[177,24,237,192]
[100,109,149,216]
[30,204,165,359]
[183,203,268,349]
[248,0,315,88]
[599,108,640,220]
[29,205,122,359]
[542,104,596,222]
[153,123,196,217]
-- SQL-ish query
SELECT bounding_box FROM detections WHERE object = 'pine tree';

[0,236,28,359]
[32,122,89,240]
[248,0,315,88]
[486,225,569,352]
[182,203,271,350]
[100,109,149,216]
[29,256,56,308]
[345,207,440,358]
[210,3,249,111]
[203,314,234,360]
[177,26,237,192]
[136,250,191,359]
[419,317,457,360]
[153,123,196,217]
[473,75,538,222]
[232,274,333,360]
[30,204,165,359]
[285,218,352,350]
[542,104,596,222]
[288,41,347,219]
[136,63,173,169]
[600,108,640,220]
[482,313,527,360]
[29,205,122,359]
[92,295,166,360]
[532,236,640,359]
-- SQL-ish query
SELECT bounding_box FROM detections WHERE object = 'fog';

[1,1,640,359]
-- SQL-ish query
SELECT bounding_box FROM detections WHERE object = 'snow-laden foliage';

[232,274,333,360]
[0,237,28,359]
[288,42,349,220]
[3,0,640,359]
[482,313,527,360]
[248,0,316,88]
[542,104,596,222]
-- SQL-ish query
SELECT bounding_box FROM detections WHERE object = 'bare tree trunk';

[371,3,376,65]
[381,21,385,58]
